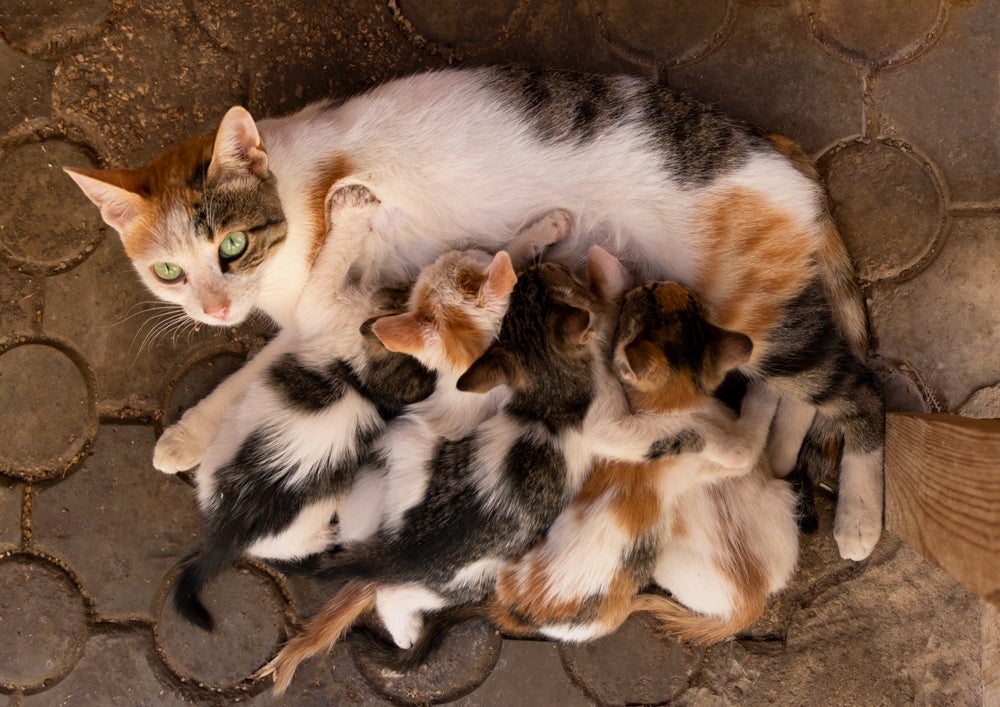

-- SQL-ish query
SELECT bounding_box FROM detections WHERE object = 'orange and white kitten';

[65,66,881,560]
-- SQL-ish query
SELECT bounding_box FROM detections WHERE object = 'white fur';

[247,497,340,560]
[375,584,447,649]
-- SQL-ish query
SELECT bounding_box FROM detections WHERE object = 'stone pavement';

[0,1,994,704]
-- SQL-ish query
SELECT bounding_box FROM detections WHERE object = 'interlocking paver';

[877,0,1000,202]
[821,139,945,283]
[670,3,860,155]
[0,552,88,691]
[0,342,93,481]
[869,215,1000,409]
[32,425,200,618]
[0,0,115,60]
[452,640,591,707]
[0,41,53,133]
[0,480,20,548]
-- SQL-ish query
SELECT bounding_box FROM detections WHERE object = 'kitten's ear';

[457,348,511,393]
[64,167,147,235]
[618,340,654,385]
[481,251,517,303]
[586,246,632,302]
[208,106,269,183]
[704,328,753,389]
[369,313,425,355]
[558,304,594,347]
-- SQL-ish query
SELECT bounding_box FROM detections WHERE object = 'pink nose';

[204,302,231,321]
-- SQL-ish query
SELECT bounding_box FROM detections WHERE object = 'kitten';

[65,65,882,561]
[172,185,438,630]
[255,250,630,694]
[337,209,573,545]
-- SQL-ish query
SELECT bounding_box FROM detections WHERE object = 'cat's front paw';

[834,503,882,561]
[327,183,380,211]
[153,420,210,473]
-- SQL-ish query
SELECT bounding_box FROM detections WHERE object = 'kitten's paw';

[327,183,380,211]
[534,208,574,245]
[153,421,209,473]
[833,504,881,561]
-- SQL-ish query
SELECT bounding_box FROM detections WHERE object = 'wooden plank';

[885,413,1000,606]
[986,602,999,707]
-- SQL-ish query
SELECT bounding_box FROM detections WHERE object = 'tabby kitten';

[173,185,437,630]
[256,251,630,694]
[65,65,882,561]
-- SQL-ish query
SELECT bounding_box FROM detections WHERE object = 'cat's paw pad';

[833,504,881,561]
[535,209,574,245]
[153,422,207,473]
[327,183,380,211]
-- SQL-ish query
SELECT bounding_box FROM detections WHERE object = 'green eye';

[153,262,184,282]
[219,231,248,258]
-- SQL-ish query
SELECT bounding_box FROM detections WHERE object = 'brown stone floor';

[1,1,995,704]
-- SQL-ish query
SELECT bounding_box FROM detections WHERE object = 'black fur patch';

[646,429,705,460]
[269,354,355,412]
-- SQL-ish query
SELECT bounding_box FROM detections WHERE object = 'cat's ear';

[208,106,269,183]
[704,328,753,389]
[369,313,425,355]
[481,250,517,304]
[586,246,632,302]
[617,340,654,385]
[64,167,147,235]
[557,303,594,347]
[457,348,512,393]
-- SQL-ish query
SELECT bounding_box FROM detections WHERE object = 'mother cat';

[65,65,882,561]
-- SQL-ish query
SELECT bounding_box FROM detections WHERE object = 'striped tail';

[629,591,765,645]
[255,580,377,695]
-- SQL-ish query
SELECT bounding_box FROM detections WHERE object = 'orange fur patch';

[694,187,817,348]
[306,154,354,264]
[414,286,488,371]
[767,134,819,182]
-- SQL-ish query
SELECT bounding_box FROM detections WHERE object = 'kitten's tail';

[172,544,238,632]
[629,591,765,645]
[256,580,377,695]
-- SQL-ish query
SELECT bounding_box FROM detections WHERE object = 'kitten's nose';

[204,302,231,321]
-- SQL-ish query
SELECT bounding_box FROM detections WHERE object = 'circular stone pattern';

[160,351,248,430]
[351,616,501,703]
[390,0,525,55]
[560,613,705,704]
[820,140,943,282]
[0,140,104,271]
[155,565,286,687]
[0,342,94,481]
[0,0,115,57]
[0,553,88,689]
[598,0,731,66]
[802,0,943,66]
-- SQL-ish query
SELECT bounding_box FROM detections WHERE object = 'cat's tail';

[255,579,377,695]
[629,591,765,645]
[767,133,869,358]
[172,543,239,632]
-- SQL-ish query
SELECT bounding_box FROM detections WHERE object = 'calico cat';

[255,250,630,694]
[65,65,882,561]
[172,185,438,630]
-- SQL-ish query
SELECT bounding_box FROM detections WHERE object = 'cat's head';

[456,247,629,395]
[612,281,752,414]
[367,249,518,375]
[64,107,286,326]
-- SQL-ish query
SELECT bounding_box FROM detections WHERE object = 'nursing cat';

[256,250,630,694]
[65,65,882,561]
